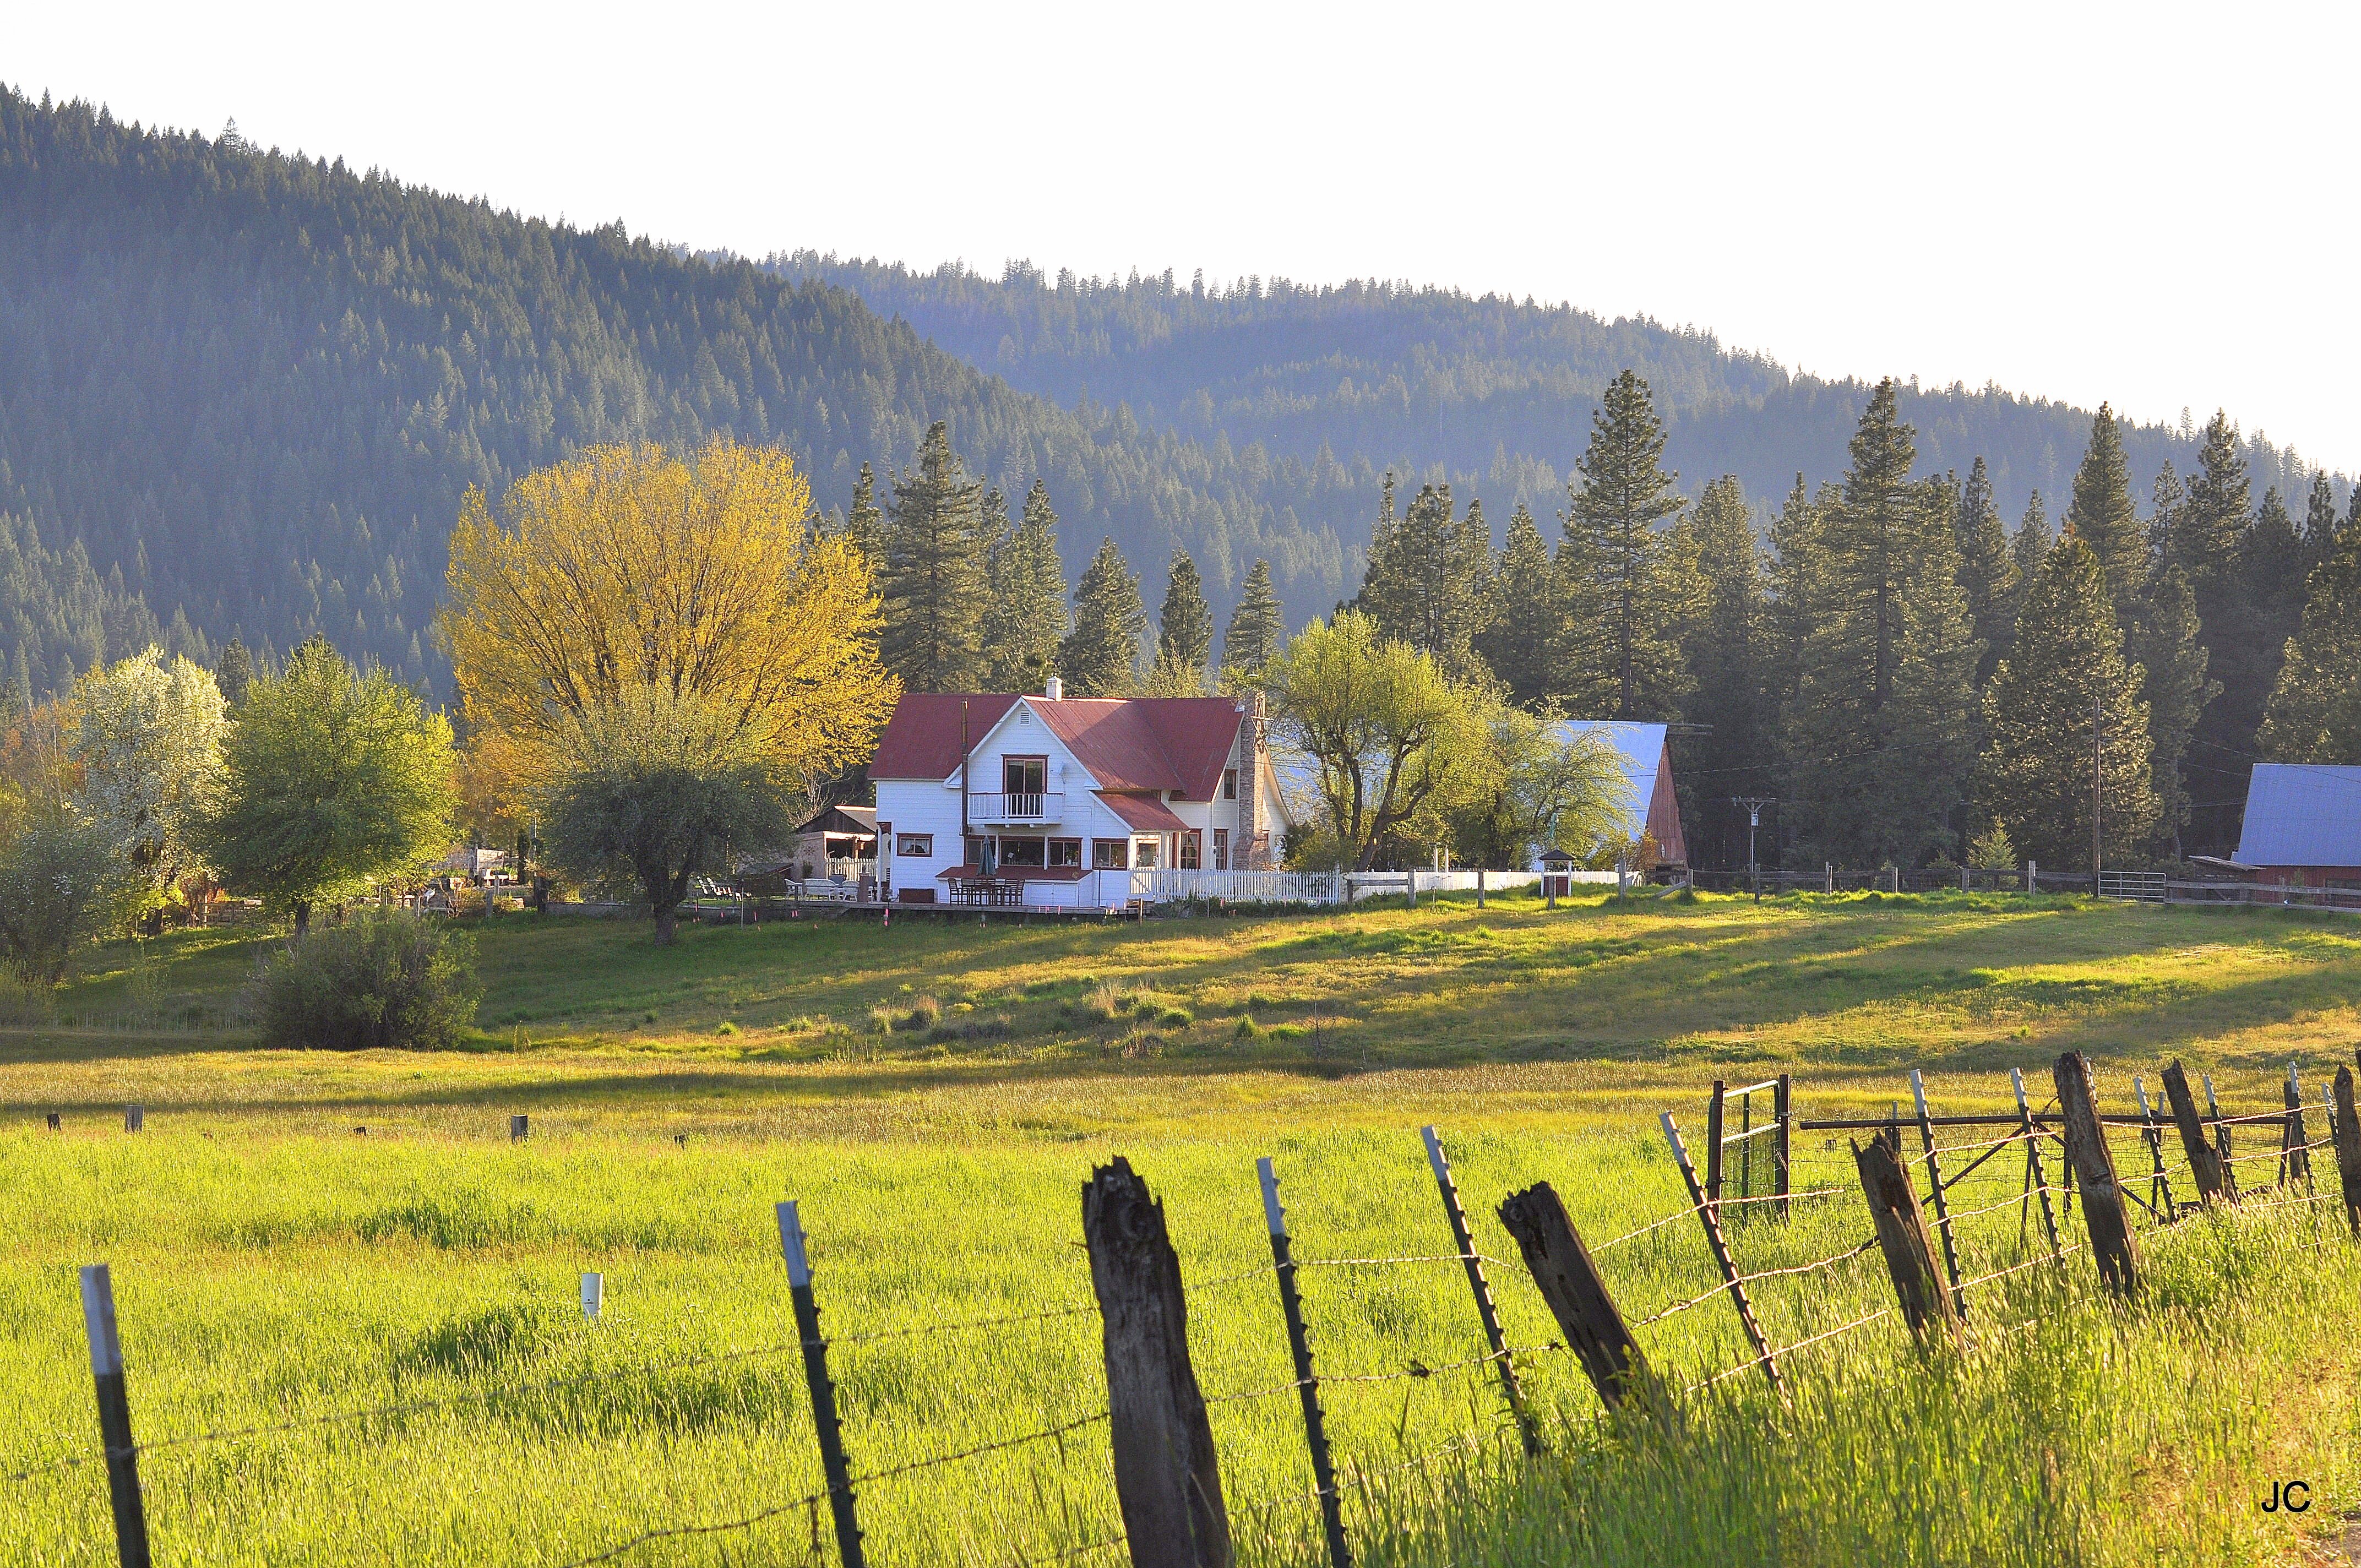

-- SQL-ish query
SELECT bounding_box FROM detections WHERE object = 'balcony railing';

[967,792,1063,824]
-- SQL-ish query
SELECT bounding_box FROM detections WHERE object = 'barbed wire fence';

[24,1046,2361,1568]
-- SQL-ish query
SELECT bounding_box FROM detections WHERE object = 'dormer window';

[1222,769,1238,801]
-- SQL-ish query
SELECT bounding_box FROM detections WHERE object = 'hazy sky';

[15,1,2359,471]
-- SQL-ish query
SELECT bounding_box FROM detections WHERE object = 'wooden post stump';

[2331,1066,2361,1238]
[1083,1158,1231,1568]
[2159,1062,2228,1206]
[1498,1182,1648,1409]
[2054,1052,2140,1297]
[1852,1136,1964,1347]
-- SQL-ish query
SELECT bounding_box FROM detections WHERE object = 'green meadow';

[2,888,2358,1565]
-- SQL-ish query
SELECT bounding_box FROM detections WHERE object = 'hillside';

[0,89,1336,693]
[778,253,2345,543]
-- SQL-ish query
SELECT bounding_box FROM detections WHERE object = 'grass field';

[3,889,2359,1565]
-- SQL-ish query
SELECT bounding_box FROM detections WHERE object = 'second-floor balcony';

[968,791,1064,825]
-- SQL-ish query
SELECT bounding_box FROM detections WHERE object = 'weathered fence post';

[1773,1074,1792,1221]
[1255,1158,1348,1568]
[1908,1071,1967,1315]
[2331,1066,2361,1238]
[777,1201,866,1568]
[46,1111,61,1132]
[1418,1126,1539,1456]
[1851,1137,1964,1348]
[80,1265,151,1568]
[509,1114,529,1142]
[1498,1182,1649,1409]
[2281,1064,2314,1196]
[1704,1081,1727,1210]
[1082,1158,1231,1568]
[2053,1052,2140,1297]
[123,1106,143,1134]
[1475,867,1486,910]
[2010,1068,2063,1257]
[2202,1073,2237,1193]
[1661,1114,1781,1393]
[2158,1062,2228,1206]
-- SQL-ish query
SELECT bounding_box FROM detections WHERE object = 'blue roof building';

[2233,764,2361,884]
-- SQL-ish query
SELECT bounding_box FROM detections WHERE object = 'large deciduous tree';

[442,438,896,810]
[68,647,226,912]
[192,637,458,935]
[1444,701,1626,872]
[1976,534,2158,868]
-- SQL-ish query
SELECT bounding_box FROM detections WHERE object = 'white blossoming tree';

[68,647,227,916]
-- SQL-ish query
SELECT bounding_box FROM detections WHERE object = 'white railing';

[966,792,1063,824]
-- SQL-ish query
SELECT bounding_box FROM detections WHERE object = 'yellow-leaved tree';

[443,439,897,863]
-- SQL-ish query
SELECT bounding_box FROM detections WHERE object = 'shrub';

[1157,1008,1193,1029]
[904,994,942,1031]
[258,914,481,1050]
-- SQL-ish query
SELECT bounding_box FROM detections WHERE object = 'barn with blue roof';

[2234,765,2361,888]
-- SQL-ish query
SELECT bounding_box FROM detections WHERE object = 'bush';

[259,914,481,1050]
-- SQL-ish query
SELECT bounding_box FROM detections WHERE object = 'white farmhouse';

[871,678,1290,909]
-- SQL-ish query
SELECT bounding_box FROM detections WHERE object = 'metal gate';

[2097,870,2167,903]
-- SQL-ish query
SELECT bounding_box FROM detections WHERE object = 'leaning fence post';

[1497,1182,1649,1409]
[2158,1062,2228,1206]
[1661,1114,1781,1393]
[777,1201,866,1568]
[2010,1068,2063,1258]
[1255,1158,1349,1568]
[2053,1052,2140,1297]
[1772,1074,1792,1221]
[1908,1071,1967,1316]
[1851,1137,1964,1348]
[80,1265,151,1568]
[2331,1066,2361,1238]
[1082,1158,1231,1568]
[1418,1126,1539,1456]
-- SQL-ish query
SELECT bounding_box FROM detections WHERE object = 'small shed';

[1538,848,1582,900]
[775,804,879,881]
[2233,765,2361,888]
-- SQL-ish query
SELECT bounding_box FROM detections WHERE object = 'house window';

[895,834,933,858]
[966,836,993,871]
[1134,837,1161,869]
[999,836,1047,867]
[1180,830,1201,870]
[1004,756,1047,795]
[1222,769,1238,801]
[1213,829,1229,870]
[1092,839,1129,869]
[1048,839,1084,868]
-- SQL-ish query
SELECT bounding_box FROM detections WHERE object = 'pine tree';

[1764,473,1824,721]
[880,422,989,692]
[1059,538,1146,696]
[2063,402,2142,628]
[844,461,885,565]
[2260,515,2361,763]
[1976,532,2159,868]
[1677,475,1771,863]
[1474,503,1560,708]
[2302,470,2339,570]
[214,636,255,704]
[1149,548,1215,694]
[2009,490,2054,639]
[2176,410,2249,605]
[1219,558,1285,682]
[1562,370,1689,717]
[2130,563,2216,856]
[978,478,1068,693]
[1955,456,2017,683]
[1357,481,1490,683]
[2146,462,2185,565]
[1782,381,1978,868]
[2215,484,2309,756]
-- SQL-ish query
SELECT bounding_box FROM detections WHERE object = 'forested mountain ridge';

[0,88,1339,696]
[774,253,2347,547]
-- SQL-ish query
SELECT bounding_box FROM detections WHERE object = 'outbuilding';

[2233,764,2361,889]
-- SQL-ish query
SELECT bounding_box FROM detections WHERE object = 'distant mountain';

[0,88,1333,696]
[775,252,2347,556]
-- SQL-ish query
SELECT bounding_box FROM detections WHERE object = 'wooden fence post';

[2010,1068,2063,1257]
[123,1106,143,1134]
[2281,1064,2315,1195]
[777,1201,866,1568]
[2202,1073,2237,1196]
[2053,1052,2140,1297]
[1082,1158,1231,1568]
[1851,1137,1964,1348]
[1418,1126,1539,1456]
[1908,1071,1967,1316]
[2331,1066,2361,1238]
[509,1114,529,1142]
[1660,1114,1781,1393]
[2158,1062,2228,1206]
[1773,1074,1792,1221]
[1497,1182,1649,1410]
[1255,1158,1349,1568]
[1704,1081,1727,1211]
[80,1265,151,1568]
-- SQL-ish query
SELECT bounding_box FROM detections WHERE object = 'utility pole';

[1732,797,1776,902]
[2091,694,2103,897]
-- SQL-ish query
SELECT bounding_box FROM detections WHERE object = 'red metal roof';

[1096,791,1191,833]
[871,693,1021,779]
[874,692,1245,798]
